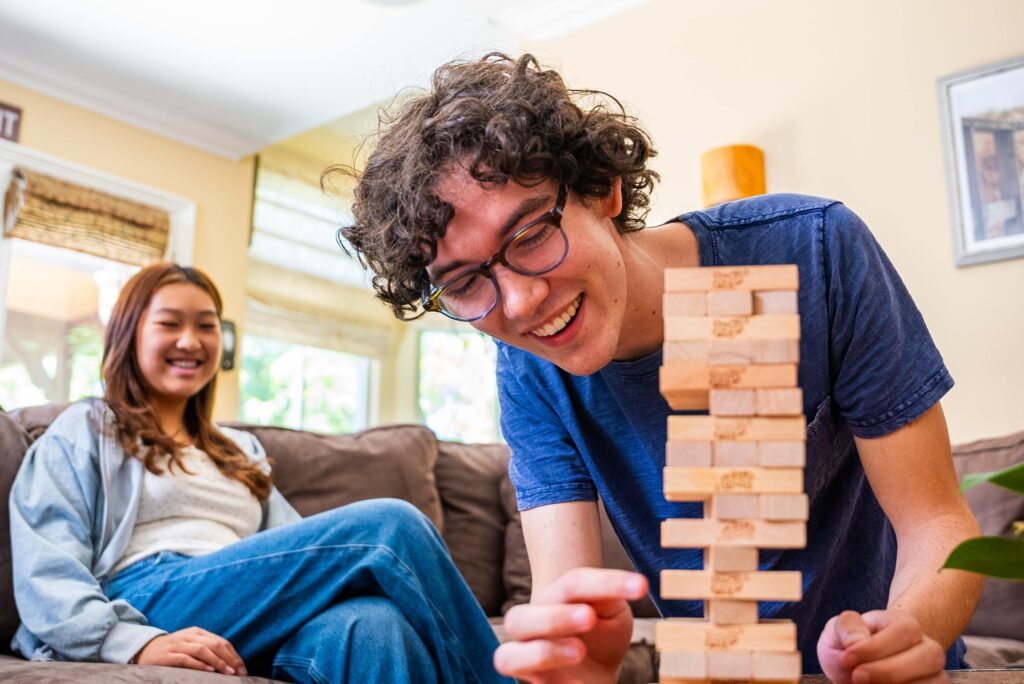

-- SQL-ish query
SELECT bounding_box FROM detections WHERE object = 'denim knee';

[331,593,436,679]
[339,498,440,541]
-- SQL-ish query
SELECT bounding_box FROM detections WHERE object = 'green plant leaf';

[1014,521,1023,538]
[943,536,1024,580]
[961,461,1024,495]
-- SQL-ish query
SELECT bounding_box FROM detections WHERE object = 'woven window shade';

[3,167,169,265]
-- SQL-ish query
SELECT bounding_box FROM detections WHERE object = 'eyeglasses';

[422,184,569,322]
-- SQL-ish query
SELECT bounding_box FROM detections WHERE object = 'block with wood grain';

[658,264,805,683]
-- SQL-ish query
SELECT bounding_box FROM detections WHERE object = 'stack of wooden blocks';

[657,265,806,684]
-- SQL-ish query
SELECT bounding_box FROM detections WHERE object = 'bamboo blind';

[3,168,169,265]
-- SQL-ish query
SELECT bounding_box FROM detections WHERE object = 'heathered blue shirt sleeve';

[820,202,953,437]
[497,343,597,511]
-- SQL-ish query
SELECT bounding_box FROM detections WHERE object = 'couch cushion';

[499,474,531,615]
[0,413,33,656]
[6,403,70,441]
[226,423,444,530]
[0,655,282,682]
[953,430,1024,641]
[434,441,510,616]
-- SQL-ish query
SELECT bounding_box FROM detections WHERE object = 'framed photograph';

[938,55,1024,267]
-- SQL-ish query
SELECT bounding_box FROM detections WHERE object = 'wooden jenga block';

[663,518,806,548]
[711,339,800,365]
[665,265,799,292]
[705,546,759,571]
[709,651,753,679]
[663,340,711,364]
[757,441,806,467]
[660,389,710,411]
[755,388,803,416]
[709,389,754,416]
[665,315,800,342]
[656,618,797,651]
[661,570,802,601]
[664,467,804,498]
[753,651,802,680]
[707,290,752,315]
[664,339,800,365]
[659,650,707,679]
[707,599,759,625]
[710,494,760,520]
[661,364,798,391]
[753,289,799,314]
[760,494,809,521]
[664,292,707,316]
[713,441,758,467]
[750,338,800,364]
[667,441,713,467]
[708,339,754,365]
[669,416,806,442]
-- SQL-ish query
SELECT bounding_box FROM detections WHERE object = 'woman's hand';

[134,626,247,676]
[493,568,647,684]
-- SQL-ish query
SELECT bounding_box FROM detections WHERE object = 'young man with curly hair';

[337,53,982,684]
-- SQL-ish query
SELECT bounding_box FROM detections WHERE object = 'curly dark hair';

[330,52,659,320]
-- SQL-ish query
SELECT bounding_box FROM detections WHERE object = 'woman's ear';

[603,177,624,218]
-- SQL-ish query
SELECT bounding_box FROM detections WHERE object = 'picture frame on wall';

[938,54,1024,267]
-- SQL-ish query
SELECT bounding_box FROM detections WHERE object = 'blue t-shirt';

[497,194,963,673]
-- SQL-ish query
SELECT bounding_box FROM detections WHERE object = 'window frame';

[0,139,196,346]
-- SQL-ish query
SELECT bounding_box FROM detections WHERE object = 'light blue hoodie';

[8,398,301,662]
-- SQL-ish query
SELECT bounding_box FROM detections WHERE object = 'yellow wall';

[525,0,1024,443]
[0,78,255,418]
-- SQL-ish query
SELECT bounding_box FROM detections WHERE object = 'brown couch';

[0,404,658,683]
[0,403,1021,682]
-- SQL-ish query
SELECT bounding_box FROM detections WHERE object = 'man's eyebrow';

[431,192,554,284]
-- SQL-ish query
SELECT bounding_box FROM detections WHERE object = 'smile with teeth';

[168,359,202,368]
[530,295,582,337]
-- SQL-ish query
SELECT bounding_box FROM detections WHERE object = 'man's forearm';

[887,511,984,648]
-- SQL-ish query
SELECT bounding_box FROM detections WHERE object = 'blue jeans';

[103,499,511,684]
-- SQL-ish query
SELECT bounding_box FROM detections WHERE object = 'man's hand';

[134,626,247,676]
[817,609,948,684]
[493,568,648,684]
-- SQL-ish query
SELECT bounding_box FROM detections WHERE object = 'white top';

[114,445,262,574]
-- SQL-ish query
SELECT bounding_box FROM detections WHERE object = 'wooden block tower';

[658,265,805,684]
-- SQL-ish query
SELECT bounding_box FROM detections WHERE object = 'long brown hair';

[102,263,270,499]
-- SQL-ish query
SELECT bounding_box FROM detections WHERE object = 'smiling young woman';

[9,262,511,684]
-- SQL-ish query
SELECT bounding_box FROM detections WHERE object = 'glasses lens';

[437,271,498,321]
[506,220,568,275]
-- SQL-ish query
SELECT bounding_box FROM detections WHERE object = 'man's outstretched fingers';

[493,637,586,677]
[504,603,597,641]
[536,568,648,611]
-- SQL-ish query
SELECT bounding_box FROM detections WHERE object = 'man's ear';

[603,177,624,218]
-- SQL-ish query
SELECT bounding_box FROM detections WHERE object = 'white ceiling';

[0,0,651,160]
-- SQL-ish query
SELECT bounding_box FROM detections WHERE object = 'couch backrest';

[224,421,444,527]
[952,430,1024,641]
[0,412,33,655]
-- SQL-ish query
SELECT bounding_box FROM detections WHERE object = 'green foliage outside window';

[239,335,368,434]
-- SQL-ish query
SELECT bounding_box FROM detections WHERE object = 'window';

[0,148,194,412]
[417,329,500,444]
[0,238,137,410]
[239,335,375,433]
